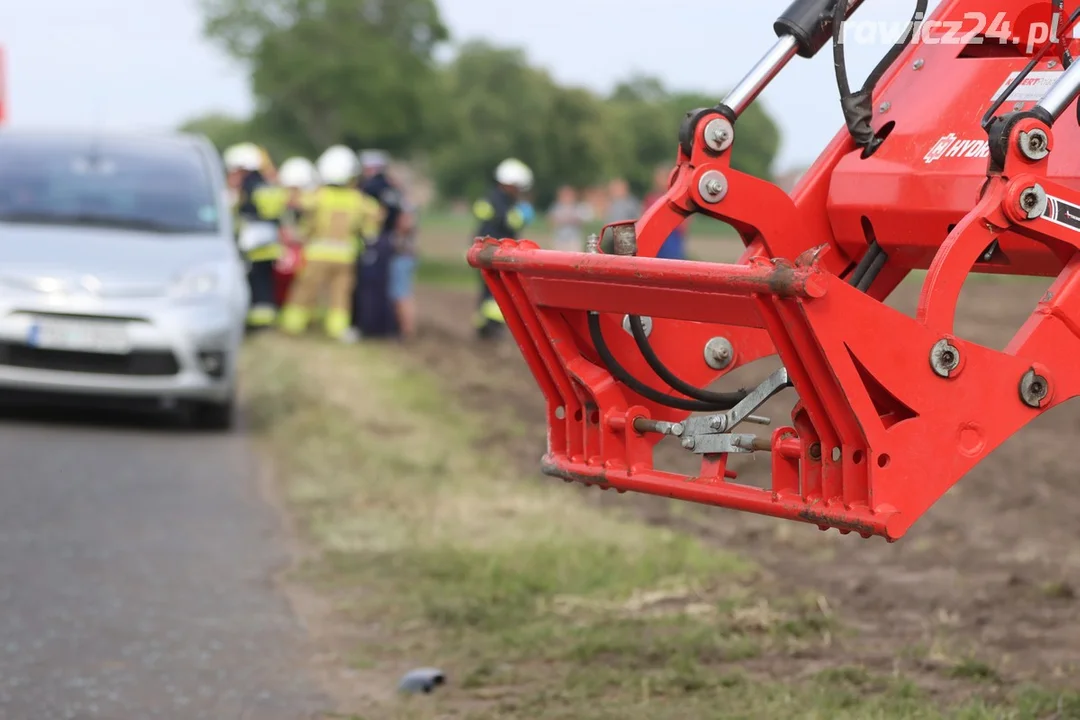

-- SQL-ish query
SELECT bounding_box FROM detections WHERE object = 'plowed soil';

[405,273,1080,696]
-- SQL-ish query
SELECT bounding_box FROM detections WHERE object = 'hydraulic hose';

[855,249,888,292]
[587,312,736,412]
[832,0,928,152]
[627,316,747,408]
[848,241,888,290]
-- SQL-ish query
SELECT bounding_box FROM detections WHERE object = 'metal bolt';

[612,224,637,256]
[1014,101,1026,111]
[1019,184,1048,220]
[709,415,727,431]
[1048,60,1058,69]
[808,443,822,461]
[671,423,684,437]
[682,437,696,450]
[555,406,566,420]
[1018,129,1050,161]
[703,337,734,370]
[831,447,841,462]
[912,59,924,70]
[1019,368,1049,408]
[697,171,728,204]
[930,339,961,378]
[622,315,652,337]
[703,117,734,153]
[879,101,891,113]
[585,233,600,253]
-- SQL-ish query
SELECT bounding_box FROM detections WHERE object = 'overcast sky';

[0,0,941,169]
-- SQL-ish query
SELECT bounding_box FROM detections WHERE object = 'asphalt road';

[0,405,328,719]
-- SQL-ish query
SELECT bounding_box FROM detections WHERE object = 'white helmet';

[279,156,319,189]
[495,158,533,191]
[359,149,389,171]
[223,142,263,172]
[316,145,359,185]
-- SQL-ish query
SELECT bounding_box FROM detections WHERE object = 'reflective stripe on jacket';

[298,186,382,264]
[473,186,524,240]
[240,184,287,262]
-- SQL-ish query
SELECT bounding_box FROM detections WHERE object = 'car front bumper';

[0,295,243,404]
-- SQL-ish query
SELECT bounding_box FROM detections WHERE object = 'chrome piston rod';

[723,0,868,117]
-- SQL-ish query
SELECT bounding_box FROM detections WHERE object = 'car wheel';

[189,397,236,431]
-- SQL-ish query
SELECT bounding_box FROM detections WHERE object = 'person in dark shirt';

[472,158,533,340]
[352,150,403,335]
[358,150,402,234]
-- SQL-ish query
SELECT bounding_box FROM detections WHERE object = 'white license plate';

[27,318,131,354]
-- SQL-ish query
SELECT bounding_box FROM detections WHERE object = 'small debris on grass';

[399,667,446,694]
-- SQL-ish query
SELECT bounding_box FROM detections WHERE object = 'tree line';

[186,0,782,207]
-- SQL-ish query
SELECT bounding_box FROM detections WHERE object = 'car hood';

[0,222,233,297]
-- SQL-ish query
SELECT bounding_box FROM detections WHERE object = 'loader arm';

[467,0,1080,541]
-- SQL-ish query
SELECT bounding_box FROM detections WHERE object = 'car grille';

[0,343,180,376]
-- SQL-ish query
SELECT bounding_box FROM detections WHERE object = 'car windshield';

[0,136,221,234]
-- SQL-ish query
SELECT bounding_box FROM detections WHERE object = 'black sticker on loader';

[1045,197,1080,232]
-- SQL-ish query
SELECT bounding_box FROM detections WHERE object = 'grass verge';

[242,334,1080,719]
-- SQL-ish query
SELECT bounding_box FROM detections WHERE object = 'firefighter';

[224,143,282,330]
[473,158,533,340]
[279,145,382,342]
[269,157,319,307]
[223,142,261,220]
[277,156,319,229]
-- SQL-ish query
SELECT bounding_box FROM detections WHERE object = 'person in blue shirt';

[644,165,690,260]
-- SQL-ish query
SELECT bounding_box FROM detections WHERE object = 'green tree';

[428,42,616,207]
[428,41,555,204]
[199,0,449,156]
[194,2,782,203]
[178,113,252,153]
[596,79,782,198]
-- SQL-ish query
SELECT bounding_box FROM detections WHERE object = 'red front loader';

[468,0,1080,541]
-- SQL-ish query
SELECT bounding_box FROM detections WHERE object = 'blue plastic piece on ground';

[398,667,446,694]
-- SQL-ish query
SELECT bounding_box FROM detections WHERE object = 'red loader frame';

[468,0,1080,541]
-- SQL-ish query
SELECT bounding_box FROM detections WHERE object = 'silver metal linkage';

[679,368,793,455]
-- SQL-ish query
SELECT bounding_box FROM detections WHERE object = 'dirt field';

[404,256,1080,700]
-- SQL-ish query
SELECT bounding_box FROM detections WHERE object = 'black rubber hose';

[847,242,881,287]
[587,312,732,412]
[862,0,928,89]
[832,0,928,150]
[627,316,747,408]
[855,250,888,292]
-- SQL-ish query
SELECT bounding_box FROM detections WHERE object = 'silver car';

[0,129,249,429]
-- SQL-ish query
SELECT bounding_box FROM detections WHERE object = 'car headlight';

[171,265,227,300]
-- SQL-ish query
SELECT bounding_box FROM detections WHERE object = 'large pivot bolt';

[1019,368,1049,408]
[1019,184,1048,220]
[698,171,729,204]
[1018,129,1050,161]
[704,337,734,370]
[703,117,734,153]
[930,339,961,378]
